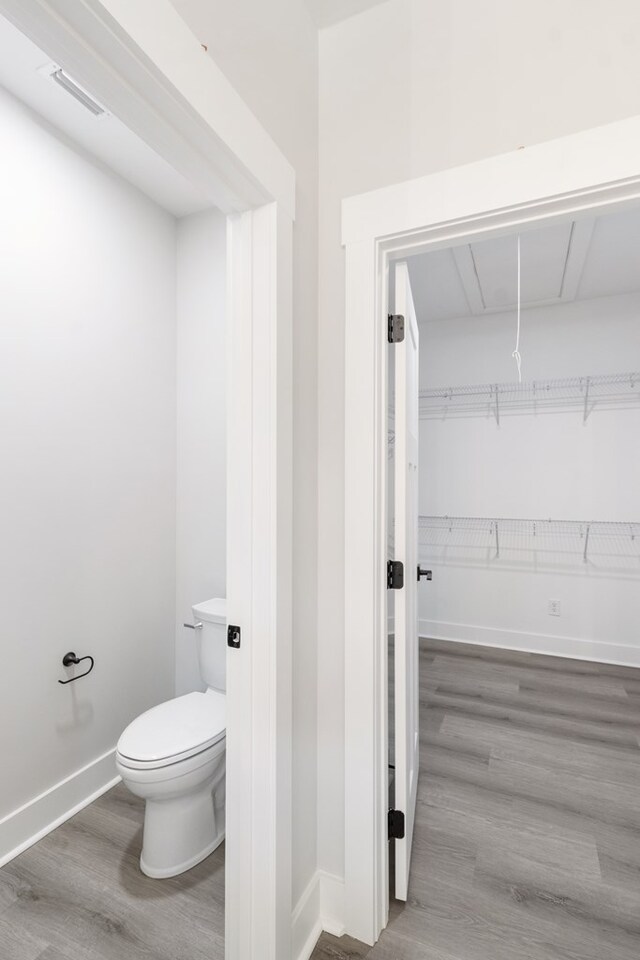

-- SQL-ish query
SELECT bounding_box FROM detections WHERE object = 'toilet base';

[117,739,226,880]
[137,773,226,878]
[141,828,225,879]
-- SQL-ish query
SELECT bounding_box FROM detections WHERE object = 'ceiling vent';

[39,63,108,117]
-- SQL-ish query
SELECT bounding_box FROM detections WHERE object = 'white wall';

[318,0,640,886]
[168,0,321,908]
[418,292,640,659]
[0,87,176,836]
[175,209,227,695]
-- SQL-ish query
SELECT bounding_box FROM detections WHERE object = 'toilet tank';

[191,597,227,692]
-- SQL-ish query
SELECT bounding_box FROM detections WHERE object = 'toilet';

[116,598,227,878]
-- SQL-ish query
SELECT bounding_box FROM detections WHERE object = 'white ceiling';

[0,14,211,218]
[407,207,640,324]
[305,0,389,28]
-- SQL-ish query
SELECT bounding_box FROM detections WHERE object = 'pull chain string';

[512,234,522,382]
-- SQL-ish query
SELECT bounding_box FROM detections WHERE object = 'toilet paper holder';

[58,651,95,684]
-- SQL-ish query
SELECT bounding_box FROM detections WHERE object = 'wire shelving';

[418,515,640,562]
[419,371,640,423]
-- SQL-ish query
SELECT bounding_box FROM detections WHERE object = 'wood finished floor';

[3,639,640,960]
[312,638,640,960]
[0,782,225,959]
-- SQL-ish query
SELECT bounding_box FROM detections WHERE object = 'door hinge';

[388,313,405,343]
[227,625,241,649]
[387,560,404,590]
[388,809,405,840]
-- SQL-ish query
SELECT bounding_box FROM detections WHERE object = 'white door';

[393,261,420,901]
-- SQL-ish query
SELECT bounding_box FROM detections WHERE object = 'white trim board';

[292,872,321,960]
[292,871,345,960]
[0,749,119,868]
[420,620,640,669]
[0,0,295,218]
[225,204,294,959]
[342,115,640,245]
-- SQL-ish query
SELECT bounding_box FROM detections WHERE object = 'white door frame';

[342,117,640,945]
[0,2,295,958]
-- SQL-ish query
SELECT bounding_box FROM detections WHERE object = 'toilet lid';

[117,691,225,766]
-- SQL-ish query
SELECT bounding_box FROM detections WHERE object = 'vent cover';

[39,63,108,117]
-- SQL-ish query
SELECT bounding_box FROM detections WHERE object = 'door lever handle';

[417,567,432,582]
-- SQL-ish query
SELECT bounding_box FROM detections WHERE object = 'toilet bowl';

[116,598,227,878]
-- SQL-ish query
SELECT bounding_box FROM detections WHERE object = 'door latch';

[388,809,405,839]
[417,567,432,582]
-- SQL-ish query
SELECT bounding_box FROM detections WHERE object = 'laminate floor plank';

[441,711,640,777]
[387,870,627,960]
[489,755,639,828]
[425,685,640,745]
[429,653,632,699]
[475,845,640,936]
[35,950,74,960]
[4,637,640,960]
[313,929,459,960]
[313,638,640,959]
[422,639,639,679]
[0,916,49,960]
[2,857,215,960]
[91,783,145,825]
[0,783,224,960]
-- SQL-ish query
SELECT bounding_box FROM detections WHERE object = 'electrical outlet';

[548,599,561,617]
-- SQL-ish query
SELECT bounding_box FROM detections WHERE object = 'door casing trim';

[342,115,640,945]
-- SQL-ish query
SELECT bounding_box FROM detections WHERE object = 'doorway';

[0,4,294,959]
[381,209,640,957]
[342,116,640,946]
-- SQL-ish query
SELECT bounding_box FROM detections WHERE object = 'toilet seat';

[117,690,225,770]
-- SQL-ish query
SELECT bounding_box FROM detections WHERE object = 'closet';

[405,209,640,660]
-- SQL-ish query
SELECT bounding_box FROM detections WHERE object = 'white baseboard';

[420,619,640,667]
[292,870,345,960]
[319,871,345,938]
[0,748,120,868]
[292,871,321,960]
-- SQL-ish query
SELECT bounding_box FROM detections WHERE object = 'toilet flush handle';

[183,621,203,630]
